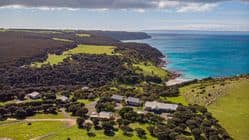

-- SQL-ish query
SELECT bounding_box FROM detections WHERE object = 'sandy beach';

[166,77,191,86]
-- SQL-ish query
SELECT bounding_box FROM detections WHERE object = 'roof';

[28,91,40,97]
[111,95,124,101]
[99,111,113,118]
[127,97,140,103]
[58,96,68,101]
[145,101,178,110]
[82,86,89,90]
[90,111,113,119]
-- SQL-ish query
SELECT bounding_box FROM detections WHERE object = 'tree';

[135,128,146,138]
[121,125,133,136]
[102,120,115,136]
[84,122,93,133]
[15,108,26,119]
[76,117,85,128]
[192,128,201,140]
[75,107,88,117]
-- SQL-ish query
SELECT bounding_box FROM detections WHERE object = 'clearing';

[76,33,91,37]
[133,63,169,80]
[31,44,116,67]
[52,38,73,42]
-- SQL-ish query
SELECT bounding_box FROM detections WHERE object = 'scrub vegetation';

[0,29,234,140]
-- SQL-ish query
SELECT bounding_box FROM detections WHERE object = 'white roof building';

[145,101,178,111]
[58,96,69,102]
[126,97,141,106]
[27,91,41,99]
[111,95,124,102]
[90,111,113,119]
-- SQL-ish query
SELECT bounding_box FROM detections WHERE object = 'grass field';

[77,99,97,105]
[65,44,115,55]
[208,79,249,140]
[179,77,249,140]
[0,121,66,140]
[0,120,156,140]
[52,38,73,42]
[31,44,116,67]
[133,63,168,80]
[27,112,66,119]
[47,123,155,140]
[11,29,62,34]
[76,33,91,37]
[0,99,42,106]
[0,29,7,32]
[162,96,188,106]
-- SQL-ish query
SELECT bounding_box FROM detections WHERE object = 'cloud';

[158,1,180,8]
[133,9,146,13]
[0,0,247,12]
[177,3,218,13]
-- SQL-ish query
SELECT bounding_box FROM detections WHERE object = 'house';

[126,97,141,106]
[144,101,178,112]
[99,112,113,119]
[90,112,99,118]
[27,91,41,99]
[82,86,89,90]
[111,94,124,102]
[58,96,69,102]
[90,111,113,119]
[136,110,148,114]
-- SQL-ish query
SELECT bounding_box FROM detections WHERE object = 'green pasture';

[133,63,169,80]
[52,38,73,42]
[31,44,116,68]
[0,120,156,140]
[76,33,91,37]
[179,77,249,140]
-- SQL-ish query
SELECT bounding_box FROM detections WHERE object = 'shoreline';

[158,56,193,86]
[166,77,191,86]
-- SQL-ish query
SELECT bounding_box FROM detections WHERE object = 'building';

[111,94,124,102]
[90,111,113,119]
[144,101,178,112]
[82,86,89,90]
[136,110,148,114]
[26,91,41,99]
[58,96,69,102]
[126,97,141,106]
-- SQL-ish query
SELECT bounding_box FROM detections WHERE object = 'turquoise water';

[137,32,249,79]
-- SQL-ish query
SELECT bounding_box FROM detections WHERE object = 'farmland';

[179,76,249,139]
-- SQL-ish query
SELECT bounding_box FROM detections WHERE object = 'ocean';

[132,31,249,80]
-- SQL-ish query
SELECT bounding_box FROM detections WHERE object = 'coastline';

[158,56,191,86]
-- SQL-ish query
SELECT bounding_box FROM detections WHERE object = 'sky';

[0,0,249,31]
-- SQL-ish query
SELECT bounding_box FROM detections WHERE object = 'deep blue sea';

[134,31,249,79]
